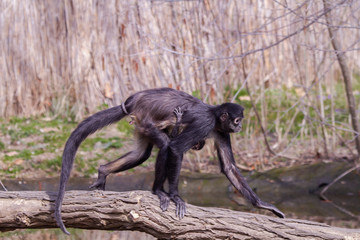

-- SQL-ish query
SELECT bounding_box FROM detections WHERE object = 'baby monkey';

[172,107,206,151]
[135,106,205,151]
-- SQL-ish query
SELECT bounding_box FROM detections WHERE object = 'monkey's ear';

[220,112,228,122]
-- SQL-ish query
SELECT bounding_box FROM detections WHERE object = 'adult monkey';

[55,88,284,235]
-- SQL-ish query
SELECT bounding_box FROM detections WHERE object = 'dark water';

[2,162,360,230]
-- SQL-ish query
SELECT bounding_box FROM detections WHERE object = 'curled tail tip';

[257,200,285,218]
[274,209,285,218]
[55,209,70,235]
[61,225,71,235]
[56,217,70,235]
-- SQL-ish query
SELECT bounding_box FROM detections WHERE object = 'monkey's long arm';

[214,132,285,218]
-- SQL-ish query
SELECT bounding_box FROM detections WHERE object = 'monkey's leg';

[135,121,173,211]
[89,137,153,190]
[165,148,186,219]
[165,123,210,219]
[145,130,172,212]
[152,146,171,212]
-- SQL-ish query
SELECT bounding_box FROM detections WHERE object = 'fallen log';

[0,190,359,239]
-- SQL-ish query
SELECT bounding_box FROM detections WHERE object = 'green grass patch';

[228,80,357,140]
[0,165,23,175]
[35,156,62,171]
[81,136,124,152]
[117,121,134,136]
[3,150,33,162]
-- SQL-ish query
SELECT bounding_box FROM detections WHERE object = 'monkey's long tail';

[55,104,128,235]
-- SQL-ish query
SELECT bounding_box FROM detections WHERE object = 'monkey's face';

[219,113,243,133]
[216,103,244,133]
[230,116,243,132]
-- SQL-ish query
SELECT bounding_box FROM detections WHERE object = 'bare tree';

[323,0,360,161]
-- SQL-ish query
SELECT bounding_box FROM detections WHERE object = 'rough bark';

[323,0,360,161]
[0,191,359,239]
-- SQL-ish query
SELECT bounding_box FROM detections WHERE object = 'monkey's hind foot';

[171,194,186,219]
[257,200,285,218]
[153,190,170,212]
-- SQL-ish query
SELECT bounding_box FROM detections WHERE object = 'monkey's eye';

[234,117,242,125]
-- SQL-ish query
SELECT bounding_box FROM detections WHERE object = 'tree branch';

[1,190,359,239]
[323,0,360,161]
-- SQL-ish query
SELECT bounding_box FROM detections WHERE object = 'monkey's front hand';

[171,194,186,219]
[173,107,184,120]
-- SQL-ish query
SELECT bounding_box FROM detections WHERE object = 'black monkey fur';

[55,88,284,235]
[172,106,206,150]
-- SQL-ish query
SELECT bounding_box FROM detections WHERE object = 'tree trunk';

[323,0,360,161]
[1,190,359,239]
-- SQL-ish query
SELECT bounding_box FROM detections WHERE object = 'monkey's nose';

[234,126,242,132]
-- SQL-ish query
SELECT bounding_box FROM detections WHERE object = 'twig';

[320,164,360,197]
[322,196,358,219]
[231,59,259,103]
[0,180,7,191]
[319,164,360,219]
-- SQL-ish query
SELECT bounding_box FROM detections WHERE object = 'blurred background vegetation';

[0,0,360,176]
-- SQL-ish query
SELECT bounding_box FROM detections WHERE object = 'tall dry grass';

[0,0,358,118]
[1,0,359,161]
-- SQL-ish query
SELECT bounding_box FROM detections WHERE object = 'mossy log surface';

[0,190,359,239]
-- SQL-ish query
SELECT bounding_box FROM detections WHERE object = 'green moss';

[75,156,86,172]
[80,136,123,152]
[0,165,23,175]
[117,121,134,136]
[43,134,68,151]
[37,156,62,171]
[0,225,85,238]
[192,89,202,99]
[84,164,98,176]
[97,103,109,111]
[18,149,33,160]
[0,114,127,177]
[3,150,33,162]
